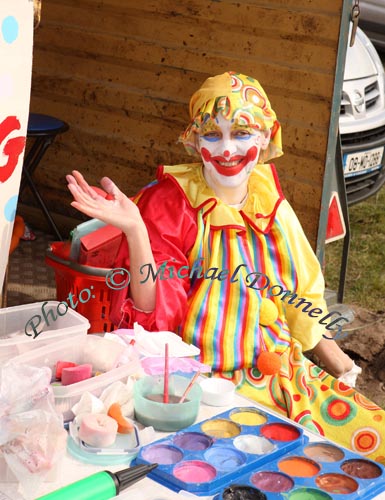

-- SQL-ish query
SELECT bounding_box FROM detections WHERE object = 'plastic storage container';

[0,301,89,366]
[12,335,142,422]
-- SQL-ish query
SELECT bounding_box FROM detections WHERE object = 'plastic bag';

[0,363,67,499]
[113,323,201,358]
[141,356,211,376]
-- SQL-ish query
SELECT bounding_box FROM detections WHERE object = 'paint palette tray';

[134,407,307,496]
[230,441,385,499]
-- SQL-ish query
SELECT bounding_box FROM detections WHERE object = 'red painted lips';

[201,146,258,176]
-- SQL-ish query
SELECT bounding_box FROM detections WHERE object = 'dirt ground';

[334,305,385,408]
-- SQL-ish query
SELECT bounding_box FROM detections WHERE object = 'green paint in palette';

[287,488,332,500]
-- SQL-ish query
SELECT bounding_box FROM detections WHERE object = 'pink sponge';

[55,360,77,380]
[78,413,118,447]
[61,364,92,386]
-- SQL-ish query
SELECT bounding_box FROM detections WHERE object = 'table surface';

[2,393,385,500]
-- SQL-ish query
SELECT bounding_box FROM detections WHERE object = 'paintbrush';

[163,343,169,403]
[179,371,201,404]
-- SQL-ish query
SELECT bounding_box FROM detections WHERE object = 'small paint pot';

[200,377,235,406]
[134,374,202,431]
[201,418,241,438]
[214,484,267,500]
[341,458,383,479]
[287,488,332,500]
[173,432,213,451]
[251,471,294,493]
[204,446,247,472]
[315,473,359,494]
[173,460,217,483]
[233,434,275,455]
[260,422,300,441]
[304,443,345,462]
[230,408,268,426]
[141,444,183,465]
[278,456,320,478]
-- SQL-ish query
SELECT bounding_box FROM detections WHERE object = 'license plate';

[344,146,384,177]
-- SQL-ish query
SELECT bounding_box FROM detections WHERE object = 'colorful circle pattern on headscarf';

[180,71,283,163]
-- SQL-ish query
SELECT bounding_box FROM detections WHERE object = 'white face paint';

[198,113,269,190]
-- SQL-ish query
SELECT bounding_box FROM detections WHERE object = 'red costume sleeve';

[109,175,197,331]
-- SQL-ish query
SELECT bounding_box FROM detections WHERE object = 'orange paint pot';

[278,456,320,477]
[316,473,359,494]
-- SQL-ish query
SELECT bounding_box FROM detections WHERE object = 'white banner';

[0,0,34,295]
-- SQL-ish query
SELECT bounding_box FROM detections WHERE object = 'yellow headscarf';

[180,71,283,163]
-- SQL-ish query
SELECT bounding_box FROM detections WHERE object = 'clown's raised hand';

[66,170,142,234]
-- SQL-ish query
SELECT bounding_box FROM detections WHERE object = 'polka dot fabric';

[216,340,385,464]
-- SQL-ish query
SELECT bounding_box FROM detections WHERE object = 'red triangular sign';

[326,191,346,243]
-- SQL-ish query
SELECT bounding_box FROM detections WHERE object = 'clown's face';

[198,113,270,189]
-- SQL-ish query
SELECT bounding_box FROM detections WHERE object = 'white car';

[341,26,385,205]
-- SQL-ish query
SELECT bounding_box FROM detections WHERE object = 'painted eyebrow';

[200,124,221,134]
[231,124,255,132]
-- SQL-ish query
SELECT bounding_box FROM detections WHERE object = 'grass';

[324,185,385,312]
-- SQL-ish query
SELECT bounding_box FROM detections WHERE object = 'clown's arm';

[278,200,356,380]
[66,170,157,313]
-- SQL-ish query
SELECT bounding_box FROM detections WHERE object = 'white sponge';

[78,413,118,448]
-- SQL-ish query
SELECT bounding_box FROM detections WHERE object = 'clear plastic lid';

[67,420,141,465]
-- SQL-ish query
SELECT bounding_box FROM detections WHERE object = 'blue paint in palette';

[134,407,385,498]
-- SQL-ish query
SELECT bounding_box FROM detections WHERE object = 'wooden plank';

[52,0,341,17]
[34,21,339,77]
[40,5,340,70]
[115,0,342,16]
[275,155,325,186]
[47,0,341,42]
[31,71,333,131]
[32,48,337,107]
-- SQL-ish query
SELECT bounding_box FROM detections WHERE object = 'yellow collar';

[159,163,284,233]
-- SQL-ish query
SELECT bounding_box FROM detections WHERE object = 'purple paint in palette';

[251,471,293,493]
[141,444,183,465]
[173,432,213,451]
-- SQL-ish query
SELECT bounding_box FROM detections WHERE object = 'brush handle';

[163,343,169,403]
[179,371,201,404]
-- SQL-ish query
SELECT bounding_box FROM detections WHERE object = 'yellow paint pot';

[230,408,267,426]
[201,418,241,438]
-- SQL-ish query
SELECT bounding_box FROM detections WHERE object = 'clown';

[67,72,385,462]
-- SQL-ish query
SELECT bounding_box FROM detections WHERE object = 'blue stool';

[20,113,69,241]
